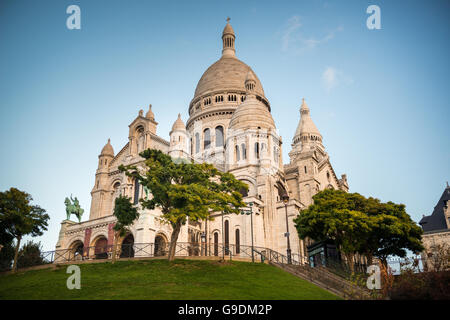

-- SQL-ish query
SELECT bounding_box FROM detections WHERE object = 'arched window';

[224,220,229,255]
[255,142,260,159]
[215,126,224,147]
[133,179,140,205]
[204,128,211,150]
[235,145,240,161]
[241,143,246,160]
[195,133,200,153]
[214,232,219,256]
[235,229,240,254]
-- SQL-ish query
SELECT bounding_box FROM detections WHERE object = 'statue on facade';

[64,194,84,222]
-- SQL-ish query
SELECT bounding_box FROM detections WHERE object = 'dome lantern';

[222,17,236,58]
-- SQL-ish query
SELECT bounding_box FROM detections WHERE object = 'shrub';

[17,240,44,269]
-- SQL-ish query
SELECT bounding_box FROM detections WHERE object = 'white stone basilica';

[55,20,349,262]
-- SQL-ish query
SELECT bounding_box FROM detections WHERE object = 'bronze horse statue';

[64,195,84,222]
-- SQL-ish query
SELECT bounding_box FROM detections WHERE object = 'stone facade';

[419,184,450,270]
[55,21,349,262]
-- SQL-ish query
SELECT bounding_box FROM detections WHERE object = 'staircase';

[269,261,373,300]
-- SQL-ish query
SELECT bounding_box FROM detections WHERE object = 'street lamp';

[249,202,254,263]
[200,232,206,256]
[281,191,292,264]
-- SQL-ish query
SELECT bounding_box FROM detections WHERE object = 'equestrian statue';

[64,194,84,222]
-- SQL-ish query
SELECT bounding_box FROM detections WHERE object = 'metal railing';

[32,242,306,266]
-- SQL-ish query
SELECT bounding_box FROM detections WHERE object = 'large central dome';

[193,57,265,99]
[187,20,270,128]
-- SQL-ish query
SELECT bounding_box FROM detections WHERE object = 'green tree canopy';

[294,189,423,269]
[111,195,139,263]
[119,149,248,261]
[0,187,49,272]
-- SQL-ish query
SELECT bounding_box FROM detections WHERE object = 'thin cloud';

[322,66,353,92]
[281,16,343,53]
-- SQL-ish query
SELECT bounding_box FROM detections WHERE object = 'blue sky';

[0,0,449,251]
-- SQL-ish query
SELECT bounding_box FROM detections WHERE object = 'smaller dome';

[146,104,155,120]
[100,139,114,157]
[222,21,235,37]
[229,97,275,131]
[171,114,186,132]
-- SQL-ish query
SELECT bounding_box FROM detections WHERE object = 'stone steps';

[270,261,372,300]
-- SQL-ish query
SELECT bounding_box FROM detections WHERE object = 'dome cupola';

[222,17,236,58]
[100,138,114,157]
[228,71,275,131]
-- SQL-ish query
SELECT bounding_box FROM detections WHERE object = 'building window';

[235,145,240,161]
[195,133,200,153]
[235,229,240,254]
[204,128,211,150]
[255,142,260,159]
[214,232,219,256]
[133,179,140,205]
[241,143,246,160]
[224,220,229,255]
[215,126,224,147]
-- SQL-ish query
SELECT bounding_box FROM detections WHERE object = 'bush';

[17,241,44,269]
[0,242,15,272]
[390,270,450,300]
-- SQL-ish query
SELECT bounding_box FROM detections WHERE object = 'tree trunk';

[168,219,183,261]
[111,231,119,264]
[366,252,373,267]
[12,235,21,273]
[345,252,355,273]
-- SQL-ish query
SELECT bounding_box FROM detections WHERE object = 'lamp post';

[200,232,206,256]
[249,202,254,263]
[281,192,292,264]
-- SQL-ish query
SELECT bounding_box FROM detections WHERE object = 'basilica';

[55,20,349,263]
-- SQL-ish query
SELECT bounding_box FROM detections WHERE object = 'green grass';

[0,259,340,300]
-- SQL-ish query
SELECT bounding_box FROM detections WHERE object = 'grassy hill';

[0,259,340,300]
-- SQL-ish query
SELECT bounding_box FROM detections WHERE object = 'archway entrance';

[154,234,167,256]
[94,236,108,259]
[120,234,134,258]
[69,240,84,261]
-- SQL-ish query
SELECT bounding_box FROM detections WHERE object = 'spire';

[100,138,114,157]
[222,17,236,58]
[292,98,323,152]
[146,104,155,120]
[171,113,186,132]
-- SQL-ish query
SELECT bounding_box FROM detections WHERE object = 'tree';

[17,240,44,269]
[0,242,15,272]
[294,190,371,271]
[354,196,423,266]
[111,195,139,264]
[294,189,423,271]
[119,149,247,261]
[0,188,49,272]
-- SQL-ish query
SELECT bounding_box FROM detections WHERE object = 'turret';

[90,138,114,220]
[169,114,189,159]
[290,98,324,159]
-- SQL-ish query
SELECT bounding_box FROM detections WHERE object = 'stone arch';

[91,234,108,259]
[120,233,135,258]
[154,233,168,256]
[68,239,84,261]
